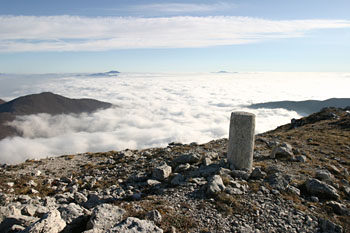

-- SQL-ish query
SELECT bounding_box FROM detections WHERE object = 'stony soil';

[0,107,349,232]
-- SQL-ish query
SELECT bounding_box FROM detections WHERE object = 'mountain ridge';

[0,92,113,139]
[248,98,350,115]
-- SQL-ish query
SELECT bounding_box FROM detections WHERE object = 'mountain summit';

[0,92,113,139]
[0,92,112,115]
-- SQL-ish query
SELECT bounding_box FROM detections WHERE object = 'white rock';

[206,175,225,196]
[22,205,37,217]
[270,143,294,159]
[107,217,163,233]
[153,163,172,181]
[23,209,66,233]
[86,203,125,231]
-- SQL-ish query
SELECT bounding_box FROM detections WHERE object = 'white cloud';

[1,72,350,164]
[0,15,350,52]
[129,2,236,13]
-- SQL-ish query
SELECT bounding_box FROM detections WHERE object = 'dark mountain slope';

[248,98,350,115]
[0,92,112,115]
[0,99,5,104]
[0,92,113,139]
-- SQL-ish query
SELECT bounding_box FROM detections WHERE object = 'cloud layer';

[1,15,350,52]
[1,72,350,164]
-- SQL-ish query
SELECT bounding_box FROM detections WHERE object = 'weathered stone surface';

[270,143,294,159]
[250,167,266,179]
[171,173,185,186]
[316,169,334,181]
[231,170,250,180]
[18,195,32,204]
[82,194,100,209]
[227,112,255,172]
[327,201,348,215]
[23,209,66,233]
[267,173,289,191]
[175,163,191,172]
[146,209,162,223]
[0,215,39,233]
[203,157,212,166]
[107,217,163,233]
[153,163,172,181]
[286,185,301,196]
[0,193,10,205]
[319,218,343,233]
[35,206,49,218]
[305,178,339,200]
[206,175,225,196]
[146,179,161,187]
[86,203,125,231]
[74,192,88,204]
[59,203,89,224]
[199,164,220,177]
[22,205,37,217]
[174,153,201,165]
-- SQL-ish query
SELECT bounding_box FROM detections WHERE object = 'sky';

[0,0,350,73]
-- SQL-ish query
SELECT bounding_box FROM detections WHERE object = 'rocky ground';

[0,107,349,232]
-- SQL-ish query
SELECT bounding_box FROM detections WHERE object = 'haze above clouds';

[1,72,350,164]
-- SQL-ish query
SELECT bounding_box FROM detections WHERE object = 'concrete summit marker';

[227,111,255,172]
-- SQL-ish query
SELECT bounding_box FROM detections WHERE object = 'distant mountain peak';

[0,92,113,140]
[89,70,120,77]
[0,92,113,115]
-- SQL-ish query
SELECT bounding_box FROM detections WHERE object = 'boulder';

[206,175,225,196]
[153,163,172,181]
[107,217,163,233]
[22,205,37,217]
[59,203,90,232]
[319,218,343,233]
[86,203,125,231]
[316,170,334,181]
[231,170,250,180]
[171,174,185,186]
[270,143,294,159]
[327,201,348,215]
[250,167,266,179]
[174,153,201,164]
[305,178,339,200]
[0,215,39,233]
[23,209,66,233]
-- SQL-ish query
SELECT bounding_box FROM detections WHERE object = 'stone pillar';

[227,111,255,171]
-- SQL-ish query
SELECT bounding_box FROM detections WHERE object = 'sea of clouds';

[0,72,350,164]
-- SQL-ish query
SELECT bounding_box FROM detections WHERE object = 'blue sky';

[0,0,350,73]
